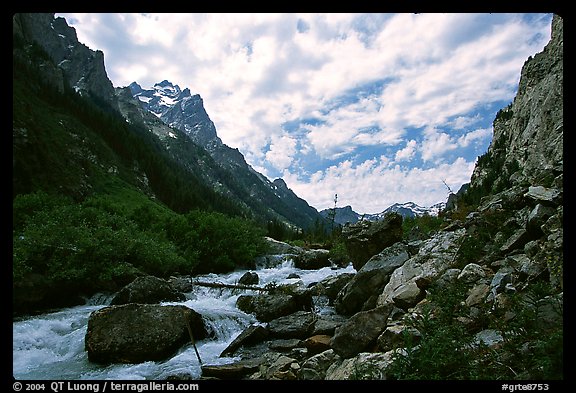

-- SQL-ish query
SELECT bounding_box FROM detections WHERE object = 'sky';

[57,12,554,214]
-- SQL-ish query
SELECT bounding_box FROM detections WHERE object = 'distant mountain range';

[320,201,446,225]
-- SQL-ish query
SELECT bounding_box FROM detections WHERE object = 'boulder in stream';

[110,275,186,305]
[85,303,207,364]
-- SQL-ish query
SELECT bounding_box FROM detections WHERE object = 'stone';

[342,213,403,270]
[85,304,207,364]
[110,275,185,305]
[330,305,393,359]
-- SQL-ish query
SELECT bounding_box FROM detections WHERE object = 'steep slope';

[13,13,273,314]
[13,13,117,107]
[121,80,326,230]
[13,12,325,231]
[13,13,247,214]
[467,14,563,200]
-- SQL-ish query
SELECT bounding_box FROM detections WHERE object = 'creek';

[13,257,355,380]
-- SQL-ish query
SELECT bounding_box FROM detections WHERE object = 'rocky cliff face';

[130,81,222,148]
[470,14,563,193]
[13,13,117,106]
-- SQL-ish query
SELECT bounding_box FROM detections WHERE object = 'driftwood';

[191,280,270,292]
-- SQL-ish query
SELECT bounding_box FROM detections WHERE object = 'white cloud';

[457,127,493,148]
[421,127,458,163]
[371,14,551,134]
[395,140,417,162]
[58,12,553,212]
[450,115,481,130]
[283,156,476,213]
[265,135,298,171]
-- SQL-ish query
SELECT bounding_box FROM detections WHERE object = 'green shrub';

[184,209,267,274]
[455,208,513,267]
[328,237,350,266]
[13,189,268,293]
[388,278,563,380]
[12,195,189,285]
[387,281,477,379]
[489,282,564,379]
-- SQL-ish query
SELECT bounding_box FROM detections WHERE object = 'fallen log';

[191,280,270,292]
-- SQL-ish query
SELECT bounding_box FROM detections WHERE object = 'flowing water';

[13,258,355,380]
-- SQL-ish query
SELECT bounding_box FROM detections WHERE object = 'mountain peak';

[272,178,288,189]
[129,80,220,147]
[128,81,142,94]
[152,80,181,97]
[156,79,173,87]
[320,201,445,225]
[15,12,329,239]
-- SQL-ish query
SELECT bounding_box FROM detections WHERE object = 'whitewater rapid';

[13,258,355,380]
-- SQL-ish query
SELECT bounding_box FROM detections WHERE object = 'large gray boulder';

[219,324,269,357]
[309,273,355,304]
[298,349,341,380]
[236,289,313,322]
[85,304,207,364]
[110,275,185,305]
[334,242,409,315]
[330,305,394,359]
[201,357,263,380]
[238,271,259,286]
[325,351,399,380]
[342,213,403,270]
[262,236,302,255]
[267,311,316,339]
[293,249,331,270]
[377,229,465,308]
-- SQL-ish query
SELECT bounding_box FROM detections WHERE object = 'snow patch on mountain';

[320,201,446,225]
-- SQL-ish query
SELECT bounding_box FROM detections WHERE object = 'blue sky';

[57,13,554,213]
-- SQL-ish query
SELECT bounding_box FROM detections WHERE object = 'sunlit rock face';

[470,15,563,192]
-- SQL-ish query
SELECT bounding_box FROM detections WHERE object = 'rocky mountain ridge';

[129,80,222,149]
[13,12,326,232]
[468,15,563,198]
[13,13,117,106]
[117,79,325,230]
[320,201,446,225]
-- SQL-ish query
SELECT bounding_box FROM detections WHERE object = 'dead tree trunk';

[191,280,270,292]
